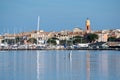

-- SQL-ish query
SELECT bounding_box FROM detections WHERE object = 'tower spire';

[86,18,91,33]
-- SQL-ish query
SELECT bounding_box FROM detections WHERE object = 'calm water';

[0,50,120,80]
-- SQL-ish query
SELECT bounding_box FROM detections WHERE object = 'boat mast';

[37,16,40,45]
[37,16,40,79]
[14,28,16,44]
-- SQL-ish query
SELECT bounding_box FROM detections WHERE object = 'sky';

[0,0,120,34]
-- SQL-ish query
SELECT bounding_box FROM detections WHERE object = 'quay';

[0,47,120,51]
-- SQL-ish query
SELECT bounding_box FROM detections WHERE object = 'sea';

[0,50,120,80]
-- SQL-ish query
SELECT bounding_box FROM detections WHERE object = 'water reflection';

[0,50,120,80]
[37,51,40,80]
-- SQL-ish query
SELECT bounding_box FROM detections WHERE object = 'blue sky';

[0,0,120,34]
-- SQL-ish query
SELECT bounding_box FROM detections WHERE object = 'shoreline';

[0,48,120,51]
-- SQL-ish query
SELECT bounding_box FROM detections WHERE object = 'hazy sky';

[0,0,120,34]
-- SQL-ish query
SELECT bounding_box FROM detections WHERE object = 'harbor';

[1,0,120,80]
[0,42,120,51]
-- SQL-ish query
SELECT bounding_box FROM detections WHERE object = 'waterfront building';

[73,27,83,33]
[111,29,120,38]
[47,32,57,39]
[58,30,69,40]
[95,31,108,42]
[104,29,120,38]
[73,27,84,36]
[115,31,120,38]
[3,34,16,39]
[30,31,49,44]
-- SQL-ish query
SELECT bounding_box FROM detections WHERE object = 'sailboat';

[12,29,18,49]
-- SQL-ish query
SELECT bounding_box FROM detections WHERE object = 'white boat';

[77,43,89,48]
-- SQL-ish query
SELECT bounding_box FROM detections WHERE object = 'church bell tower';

[86,18,91,33]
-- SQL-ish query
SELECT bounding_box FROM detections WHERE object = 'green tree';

[1,39,5,43]
[2,39,14,44]
[85,33,98,43]
[72,36,85,44]
[59,36,85,46]
[67,40,72,46]
[107,37,116,42]
[47,37,59,45]
[15,36,22,43]
[60,40,67,45]
[27,38,37,44]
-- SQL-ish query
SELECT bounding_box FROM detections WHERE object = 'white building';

[96,31,108,42]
